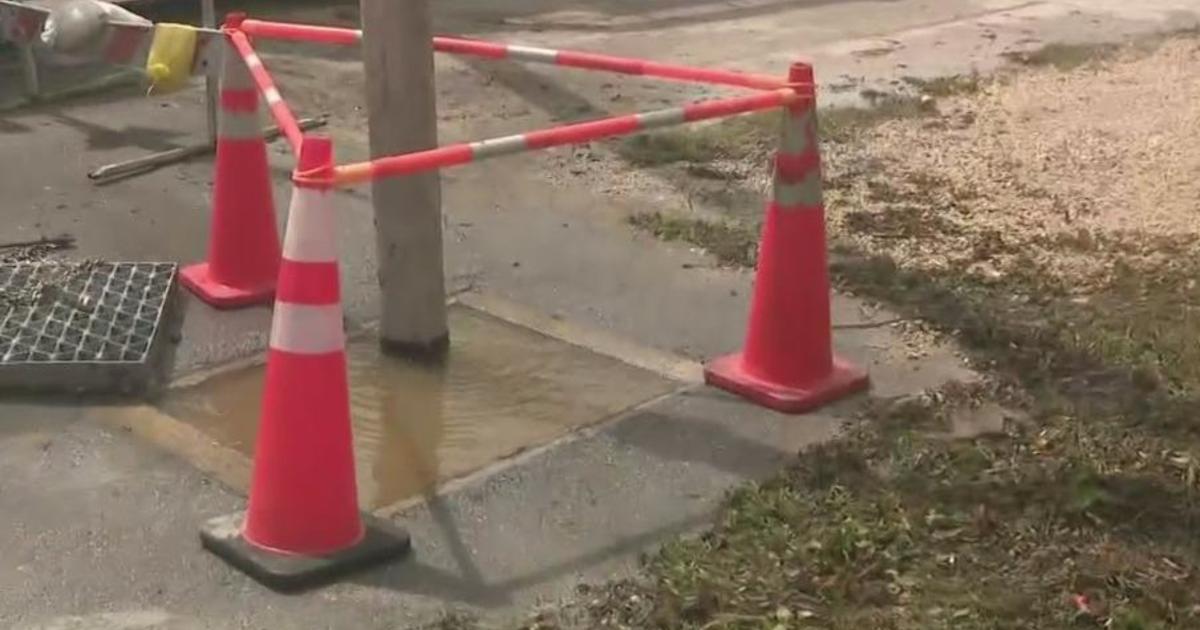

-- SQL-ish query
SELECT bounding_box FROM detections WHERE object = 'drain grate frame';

[0,261,182,396]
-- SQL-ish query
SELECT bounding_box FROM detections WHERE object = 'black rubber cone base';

[200,512,411,592]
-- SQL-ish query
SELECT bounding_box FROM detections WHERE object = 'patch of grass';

[1003,42,1121,71]
[1111,608,1168,630]
[617,112,778,167]
[587,378,1200,627]
[823,94,932,142]
[618,130,728,167]
[513,376,1200,629]
[829,231,1200,419]
[901,72,986,97]
[839,259,1159,410]
[628,212,759,267]
[1003,28,1200,73]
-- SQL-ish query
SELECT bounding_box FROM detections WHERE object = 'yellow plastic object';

[144,23,197,94]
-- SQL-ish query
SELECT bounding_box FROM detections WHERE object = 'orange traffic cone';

[180,25,280,309]
[201,136,410,592]
[704,63,869,413]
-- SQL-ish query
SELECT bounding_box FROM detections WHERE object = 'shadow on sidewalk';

[350,395,803,607]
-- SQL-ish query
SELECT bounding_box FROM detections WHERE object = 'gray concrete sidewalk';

[1,0,1197,628]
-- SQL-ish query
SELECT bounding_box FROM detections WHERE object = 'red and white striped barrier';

[237,18,788,92]
[227,15,303,154]
[312,87,807,186]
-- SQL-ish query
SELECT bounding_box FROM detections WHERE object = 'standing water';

[160,306,679,508]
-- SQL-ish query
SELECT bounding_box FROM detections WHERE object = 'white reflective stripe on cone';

[270,302,345,355]
[282,188,338,263]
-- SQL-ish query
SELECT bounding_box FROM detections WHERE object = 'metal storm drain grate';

[0,261,181,395]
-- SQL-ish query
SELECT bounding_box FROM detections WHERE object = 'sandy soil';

[823,38,1200,293]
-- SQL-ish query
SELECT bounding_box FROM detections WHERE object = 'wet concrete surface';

[159,305,678,510]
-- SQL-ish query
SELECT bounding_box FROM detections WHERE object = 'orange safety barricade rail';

[218,12,813,187]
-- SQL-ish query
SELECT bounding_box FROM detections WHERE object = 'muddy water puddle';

[159,306,678,509]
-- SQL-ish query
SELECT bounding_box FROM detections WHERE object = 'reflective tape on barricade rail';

[238,19,790,91]
[309,88,808,187]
